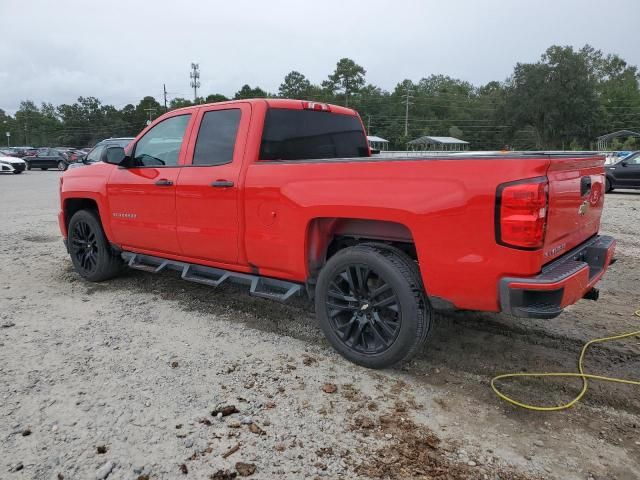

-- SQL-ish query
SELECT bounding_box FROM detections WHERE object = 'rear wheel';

[41,168,48,171]
[605,177,613,193]
[315,244,431,369]
[57,161,67,171]
[13,170,22,174]
[68,210,123,282]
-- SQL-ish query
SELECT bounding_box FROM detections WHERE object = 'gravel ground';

[1,170,639,480]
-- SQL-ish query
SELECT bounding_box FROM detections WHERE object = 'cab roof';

[171,98,358,116]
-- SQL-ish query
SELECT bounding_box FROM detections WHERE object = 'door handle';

[211,180,234,188]
[154,179,173,186]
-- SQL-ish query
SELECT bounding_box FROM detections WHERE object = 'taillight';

[302,101,331,112]
[496,178,548,249]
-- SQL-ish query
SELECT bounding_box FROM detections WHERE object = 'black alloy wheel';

[326,264,401,355]
[70,220,99,275]
[67,210,123,282]
[315,244,431,369]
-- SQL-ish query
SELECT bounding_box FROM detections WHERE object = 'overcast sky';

[1,0,639,114]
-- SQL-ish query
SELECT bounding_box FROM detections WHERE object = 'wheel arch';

[62,197,112,240]
[305,217,417,282]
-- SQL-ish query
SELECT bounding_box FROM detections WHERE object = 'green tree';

[204,93,229,103]
[322,58,366,106]
[278,71,312,99]
[504,45,603,148]
[234,84,267,99]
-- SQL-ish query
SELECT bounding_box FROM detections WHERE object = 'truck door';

[107,112,193,255]
[175,103,250,265]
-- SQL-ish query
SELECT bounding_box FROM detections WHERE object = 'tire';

[26,163,31,171]
[13,170,22,174]
[67,209,123,282]
[41,168,48,171]
[605,177,613,193]
[315,244,431,369]
[57,161,67,171]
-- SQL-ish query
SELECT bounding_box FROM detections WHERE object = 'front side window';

[260,109,369,161]
[193,109,241,166]
[133,114,191,167]
[86,145,104,163]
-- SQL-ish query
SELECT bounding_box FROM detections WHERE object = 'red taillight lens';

[497,179,548,249]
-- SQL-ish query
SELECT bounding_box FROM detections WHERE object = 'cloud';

[1,0,639,113]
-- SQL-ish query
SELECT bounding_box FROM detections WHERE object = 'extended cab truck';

[58,99,616,369]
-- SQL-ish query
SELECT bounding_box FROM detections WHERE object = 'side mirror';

[105,146,128,165]
[620,161,628,167]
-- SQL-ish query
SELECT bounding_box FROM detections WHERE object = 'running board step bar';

[122,252,303,302]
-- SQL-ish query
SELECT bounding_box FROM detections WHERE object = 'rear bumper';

[499,235,616,319]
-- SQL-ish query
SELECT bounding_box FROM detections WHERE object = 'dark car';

[605,151,640,192]
[69,137,134,169]
[24,148,70,171]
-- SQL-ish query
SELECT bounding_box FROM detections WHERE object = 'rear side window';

[260,109,369,161]
[193,109,241,166]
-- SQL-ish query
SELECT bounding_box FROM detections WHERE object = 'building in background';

[407,136,469,151]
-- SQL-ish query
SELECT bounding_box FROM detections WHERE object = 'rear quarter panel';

[243,157,551,311]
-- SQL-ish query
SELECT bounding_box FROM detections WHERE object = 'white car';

[0,156,27,174]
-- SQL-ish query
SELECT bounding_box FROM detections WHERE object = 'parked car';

[0,156,27,174]
[0,148,20,157]
[25,148,70,171]
[59,99,615,369]
[605,151,640,191]
[68,137,134,169]
[67,149,87,163]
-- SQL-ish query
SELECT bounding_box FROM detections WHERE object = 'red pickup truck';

[59,99,615,368]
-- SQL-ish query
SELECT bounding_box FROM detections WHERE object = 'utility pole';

[401,86,414,137]
[144,108,156,125]
[24,123,28,146]
[190,63,200,103]
[366,115,371,135]
[163,84,168,110]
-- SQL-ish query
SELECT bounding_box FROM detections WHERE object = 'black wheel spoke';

[370,283,391,299]
[370,322,390,347]
[325,262,402,355]
[373,312,396,337]
[70,220,99,274]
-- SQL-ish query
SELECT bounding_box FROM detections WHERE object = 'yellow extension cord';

[491,309,640,411]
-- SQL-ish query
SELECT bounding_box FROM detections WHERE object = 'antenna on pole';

[190,63,201,103]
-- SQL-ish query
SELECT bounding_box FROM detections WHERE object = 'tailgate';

[543,155,606,263]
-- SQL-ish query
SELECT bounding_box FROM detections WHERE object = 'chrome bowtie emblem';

[360,303,370,311]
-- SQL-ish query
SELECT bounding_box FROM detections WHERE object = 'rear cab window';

[259,109,369,161]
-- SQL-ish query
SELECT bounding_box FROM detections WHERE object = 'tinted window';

[193,109,241,166]
[625,153,640,165]
[133,115,190,167]
[260,109,369,161]
[86,145,105,163]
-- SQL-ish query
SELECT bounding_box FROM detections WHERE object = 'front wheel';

[315,244,431,369]
[41,168,48,171]
[57,161,67,171]
[13,170,22,174]
[67,210,123,282]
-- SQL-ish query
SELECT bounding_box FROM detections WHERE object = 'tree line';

[1,44,639,150]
